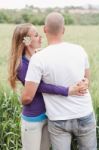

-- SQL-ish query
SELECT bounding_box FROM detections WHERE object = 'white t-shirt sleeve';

[25,55,43,84]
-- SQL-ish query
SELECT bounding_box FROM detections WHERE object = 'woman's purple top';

[17,56,69,117]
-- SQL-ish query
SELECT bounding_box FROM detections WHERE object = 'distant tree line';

[0,6,99,25]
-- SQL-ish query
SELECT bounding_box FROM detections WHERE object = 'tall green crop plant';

[0,88,22,149]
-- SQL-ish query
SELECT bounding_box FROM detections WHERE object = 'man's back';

[40,42,88,86]
[27,42,93,120]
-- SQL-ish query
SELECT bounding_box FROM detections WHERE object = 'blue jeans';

[48,113,97,150]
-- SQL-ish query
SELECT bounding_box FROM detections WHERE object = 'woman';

[8,23,88,150]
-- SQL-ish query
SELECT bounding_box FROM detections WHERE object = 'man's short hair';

[45,12,64,35]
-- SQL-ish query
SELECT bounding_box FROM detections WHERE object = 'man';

[21,12,97,150]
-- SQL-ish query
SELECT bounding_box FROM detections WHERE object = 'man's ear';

[43,26,46,33]
[62,26,65,34]
[43,26,47,33]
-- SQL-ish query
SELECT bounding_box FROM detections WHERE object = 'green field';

[0,24,99,149]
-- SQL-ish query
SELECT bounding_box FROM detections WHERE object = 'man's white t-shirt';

[25,42,93,120]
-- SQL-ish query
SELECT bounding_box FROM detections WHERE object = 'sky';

[0,0,99,9]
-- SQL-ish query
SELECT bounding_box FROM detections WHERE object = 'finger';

[79,90,87,94]
[78,85,88,89]
[76,93,85,96]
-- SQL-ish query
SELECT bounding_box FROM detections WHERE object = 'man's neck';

[48,40,62,45]
[47,35,63,45]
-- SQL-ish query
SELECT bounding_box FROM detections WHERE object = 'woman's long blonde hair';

[8,23,33,89]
